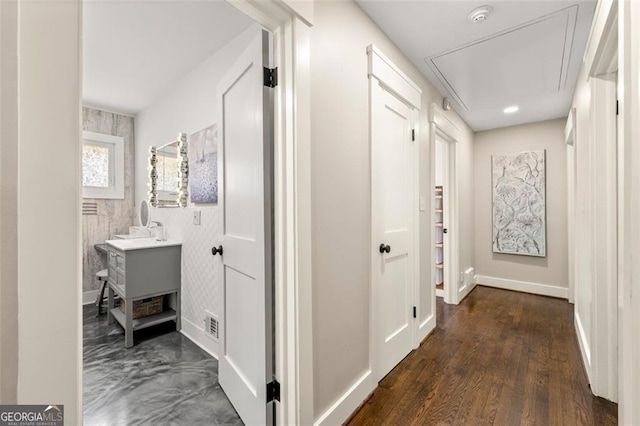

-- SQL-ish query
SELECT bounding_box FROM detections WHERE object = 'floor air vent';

[205,312,219,341]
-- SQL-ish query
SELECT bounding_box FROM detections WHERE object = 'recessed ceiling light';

[504,106,519,114]
[468,6,492,24]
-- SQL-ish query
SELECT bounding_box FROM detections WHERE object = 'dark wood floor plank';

[346,286,618,425]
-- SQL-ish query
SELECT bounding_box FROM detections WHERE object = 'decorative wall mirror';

[139,199,151,227]
[148,132,188,208]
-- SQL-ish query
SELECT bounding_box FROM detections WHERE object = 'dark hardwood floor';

[347,286,617,425]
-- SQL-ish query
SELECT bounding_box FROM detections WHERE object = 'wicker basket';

[120,296,163,319]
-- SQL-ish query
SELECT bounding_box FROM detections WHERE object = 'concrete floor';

[83,304,242,425]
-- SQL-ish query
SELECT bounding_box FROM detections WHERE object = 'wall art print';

[492,149,546,257]
[189,124,218,204]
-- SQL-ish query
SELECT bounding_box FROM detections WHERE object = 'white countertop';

[105,238,182,251]
[113,234,152,240]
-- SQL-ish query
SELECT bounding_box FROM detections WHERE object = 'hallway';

[347,286,617,425]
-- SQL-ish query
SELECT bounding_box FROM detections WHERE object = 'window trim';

[82,131,124,199]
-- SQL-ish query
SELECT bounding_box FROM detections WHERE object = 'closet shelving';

[435,186,444,293]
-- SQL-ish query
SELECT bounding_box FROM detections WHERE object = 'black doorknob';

[211,245,223,256]
[379,244,391,254]
[443,228,448,234]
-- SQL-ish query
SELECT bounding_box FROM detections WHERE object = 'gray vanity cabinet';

[106,244,181,348]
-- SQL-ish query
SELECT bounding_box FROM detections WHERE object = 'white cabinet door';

[217,29,273,426]
[371,82,416,381]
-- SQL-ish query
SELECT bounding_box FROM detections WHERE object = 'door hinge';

[413,306,417,319]
[616,100,619,116]
[267,380,280,403]
[264,67,278,88]
[411,129,416,141]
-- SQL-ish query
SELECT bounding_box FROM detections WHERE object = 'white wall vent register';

[205,312,219,341]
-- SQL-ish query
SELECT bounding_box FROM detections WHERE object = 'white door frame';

[577,0,618,403]
[367,45,422,381]
[231,5,315,425]
[618,0,640,423]
[564,107,576,305]
[588,71,618,402]
[429,105,461,305]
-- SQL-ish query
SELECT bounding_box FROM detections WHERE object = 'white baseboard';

[180,317,219,360]
[457,281,476,303]
[418,314,436,345]
[313,370,375,426]
[476,275,568,299]
[575,312,592,382]
[83,290,99,305]
[435,288,444,298]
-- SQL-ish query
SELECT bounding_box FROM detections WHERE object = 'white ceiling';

[356,1,597,131]
[83,1,253,115]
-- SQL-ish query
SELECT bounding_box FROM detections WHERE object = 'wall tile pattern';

[149,207,219,329]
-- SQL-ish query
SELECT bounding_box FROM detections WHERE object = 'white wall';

[474,119,569,297]
[0,0,82,421]
[134,24,261,357]
[310,1,475,422]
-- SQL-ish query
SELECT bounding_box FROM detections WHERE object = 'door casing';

[429,105,461,306]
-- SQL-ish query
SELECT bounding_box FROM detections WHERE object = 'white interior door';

[371,82,416,381]
[217,29,273,426]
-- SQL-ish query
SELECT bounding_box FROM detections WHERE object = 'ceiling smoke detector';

[468,6,492,24]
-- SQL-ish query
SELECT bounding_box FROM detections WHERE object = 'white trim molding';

[180,317,219,360]
[618,0,640,422]
[82,131,125,200]
[223,3,314,425]
[566,108,577,305]
[575,311,592,379]
[589,73,619,402]
[418,315,436,344]
[271,16,314,426]
[476,275,569,299]
[430,104,461,143]
[313,370,374,426]
[367,45,422,110]
[430,103,461,306]
[565,107,576,146]
[584,0,618,78]
[457,268,477,302]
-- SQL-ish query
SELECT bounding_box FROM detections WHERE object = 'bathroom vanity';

[105,238,182,348]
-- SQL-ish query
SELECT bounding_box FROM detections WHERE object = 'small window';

[82,131,124,199]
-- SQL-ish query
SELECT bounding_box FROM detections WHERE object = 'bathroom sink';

[129,226,151,237]
[105,238,181,251]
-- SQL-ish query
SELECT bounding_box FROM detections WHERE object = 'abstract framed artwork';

[492,149,546,257]
[189,124,218,204]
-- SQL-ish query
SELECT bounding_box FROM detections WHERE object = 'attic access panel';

[427,5,578,111]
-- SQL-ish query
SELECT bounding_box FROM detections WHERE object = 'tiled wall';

[82,107,135,293]
[143,207,219,331]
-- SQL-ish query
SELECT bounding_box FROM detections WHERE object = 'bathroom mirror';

[139,200,150,227]
[148,133,188,207]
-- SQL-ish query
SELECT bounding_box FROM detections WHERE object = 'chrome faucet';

[150,221,165,241]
